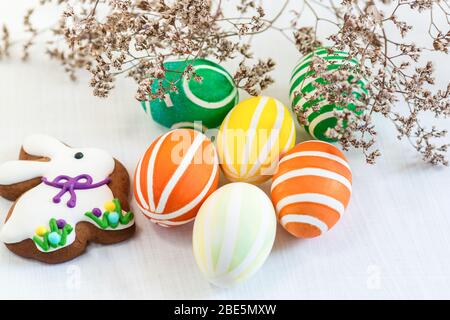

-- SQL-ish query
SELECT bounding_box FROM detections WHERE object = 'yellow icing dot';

[35,226,48,237]
[104,201,116,212]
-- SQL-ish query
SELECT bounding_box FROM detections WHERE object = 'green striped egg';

[289,48,368,142]
[193,182,276,287]
[140,58,239,132]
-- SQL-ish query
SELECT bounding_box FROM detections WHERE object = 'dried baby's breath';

[0,25,10,58]
[292,0,450,165]
[10,0,280,100]
[2,0,449,165]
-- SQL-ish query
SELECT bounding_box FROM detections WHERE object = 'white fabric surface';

[0,1,449,299]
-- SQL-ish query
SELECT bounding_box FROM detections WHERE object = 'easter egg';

[134,129,219,227]
[193,182,276,287]
[217,96,296,184]
[271,140,352,238]
[140,58,239,131]
[289,48,368,142]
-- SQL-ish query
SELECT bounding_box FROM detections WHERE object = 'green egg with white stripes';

[140,58,239,132]
[289,48,368,142]
[193,182,276,287]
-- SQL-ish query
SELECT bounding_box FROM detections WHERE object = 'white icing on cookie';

[0,134,134,250]
[24,134,70,158]
[0,161,49,185]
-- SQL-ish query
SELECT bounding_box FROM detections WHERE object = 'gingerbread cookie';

[0,134,135,264]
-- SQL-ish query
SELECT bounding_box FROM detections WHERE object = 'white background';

[0,1,449,299]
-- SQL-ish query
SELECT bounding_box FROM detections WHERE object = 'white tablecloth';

[1,1,449,299]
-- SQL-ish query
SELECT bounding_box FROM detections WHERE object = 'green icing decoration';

[32,218,73,252]
[85,198,134,230]
[85,212,110,229]
[289,47,368,142]
[140,58,239,131]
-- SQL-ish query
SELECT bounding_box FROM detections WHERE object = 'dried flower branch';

[1,0,449,165]
[7,0,290,100]
[292,0,450,165]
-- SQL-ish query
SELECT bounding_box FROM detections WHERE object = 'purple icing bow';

[42,174,111,208]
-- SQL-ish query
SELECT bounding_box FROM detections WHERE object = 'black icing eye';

[74,152,84,160]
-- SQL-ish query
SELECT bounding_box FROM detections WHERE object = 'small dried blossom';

[0,25,9,58]
[293,27,322,55]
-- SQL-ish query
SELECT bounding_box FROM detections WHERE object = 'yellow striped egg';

[217,96,296,184]
[193,182,276,287]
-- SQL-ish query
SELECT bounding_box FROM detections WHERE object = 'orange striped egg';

[134,129,219,227]
[270,141,352,238]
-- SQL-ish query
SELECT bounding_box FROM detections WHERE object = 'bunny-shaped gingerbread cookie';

[0,134,135,263]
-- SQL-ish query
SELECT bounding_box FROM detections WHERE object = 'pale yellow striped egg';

[193,182,276,287]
